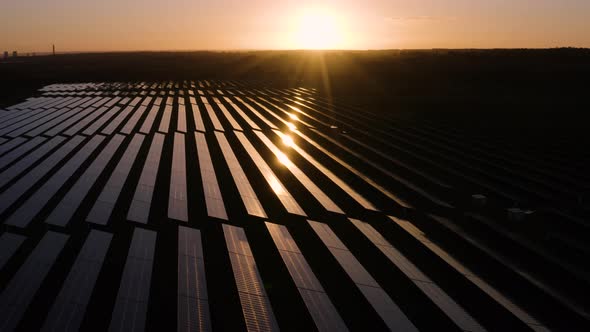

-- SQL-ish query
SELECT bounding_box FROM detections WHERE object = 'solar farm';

[0,80,588,331]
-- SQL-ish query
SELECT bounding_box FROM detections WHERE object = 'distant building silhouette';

[12,51,17,57]
[53,44,55,56]
[3,51,7,60]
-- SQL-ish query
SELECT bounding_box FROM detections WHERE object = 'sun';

[292,10,344,49]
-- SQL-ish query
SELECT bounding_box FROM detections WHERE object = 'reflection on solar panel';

[223,224,280,332]
[214,131,266,218]
[255,130,343,214]
[0,82,572,331]
[234,131,306,216]
[308,220,418,331]
[265,222,348,331]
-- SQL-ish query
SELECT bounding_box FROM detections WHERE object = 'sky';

[1,0,589,52]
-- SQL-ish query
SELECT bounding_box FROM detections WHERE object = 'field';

[0,51,589,331]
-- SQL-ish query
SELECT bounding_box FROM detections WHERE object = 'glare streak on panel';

[45,134,125,226]
[390,216,548,331]
[265,222,348,332]
[223,224,280,332]
[83,106,122,135]
[0,231,69,331]
[308,220,418,332]
[158,105,173,133]
[178,226,211,332]
[204,104,224,131]
[109,228,157,332]
[121,105,148,134]
[139,103,161,134]
[274,130,377,212]
[177,104,187,133]
[215,100,243,131]
[0,233,26,270]
[169,132,189,222]
[234,97,278,129]
[301,129,412,209]
[223,97,260,130]
[214,132,266,218]
[5,135,106,228]
[41,230,112,332]
[195,132,227,220]
[350,218,485,332]
[0,138,46,171]
[192,104,206,132]
[128,133,165,224]
[254,131,343,214]
[102,105,136,135]
[87,134,145,225]
[234,131,306,216]
[0,136,80,214]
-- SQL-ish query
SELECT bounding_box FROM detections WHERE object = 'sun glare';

[292,9,345,49]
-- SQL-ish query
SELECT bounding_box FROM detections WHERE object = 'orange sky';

[1,0,589,52]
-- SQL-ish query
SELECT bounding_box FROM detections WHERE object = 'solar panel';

[169,132,188,221]
[195,132,227,220]
[234,131,306,216]
[178,226,211,332]
[42,230,112,331]
[254,131,343,214]
[273,130,377,211]
[177,104,187,133]
[121,105,148,134]
[223,224,280,332]
[102,105,136,135]
[192,104,206,132]
[128,133,165,223]
[6,135,105,227]
[214,132,266,218]
[0,137,45,170]
[215,100,242,131]
[350,218,484,331]
[46,134,125,226]
[87,133,145,225]
[0,136,84,215]
[265,222,348,331]
[0,231,69,331]
[308,220,417,331]
[83,106,122,135]
[109,228,156,332]
[0,232,26,270]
